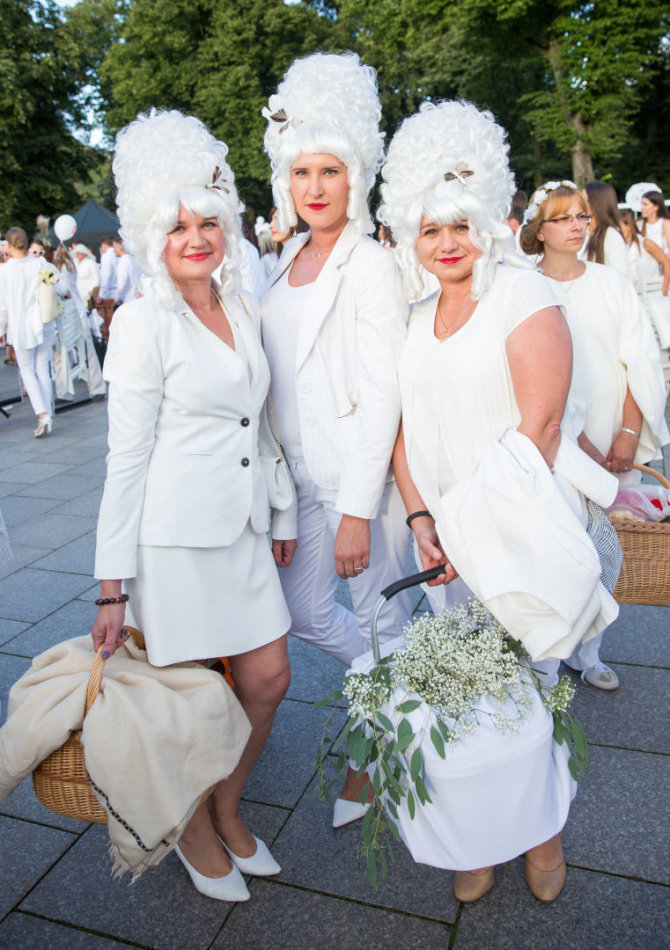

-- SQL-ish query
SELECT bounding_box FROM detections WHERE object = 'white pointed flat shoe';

[218,835,281,877]
[332,798,372,829]
[174,844,250,901]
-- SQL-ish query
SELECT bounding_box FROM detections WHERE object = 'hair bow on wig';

[444,162,474,187]
[261,95,290,134]
[208,166,231,195]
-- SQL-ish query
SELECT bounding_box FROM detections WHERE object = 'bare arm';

[606,387,643,474]
[642,238,670,296]
[506,305,573,468]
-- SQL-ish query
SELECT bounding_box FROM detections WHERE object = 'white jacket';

[263,222,409,519]
[95,288,293,580]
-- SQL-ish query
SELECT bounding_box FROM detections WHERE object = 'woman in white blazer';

[91,110,295,903]
[261,52,411,827]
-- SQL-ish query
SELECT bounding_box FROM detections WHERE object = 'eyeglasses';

[545,213,591,227]
[30,249,45,257]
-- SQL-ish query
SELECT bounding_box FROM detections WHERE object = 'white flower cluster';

[343,671,391,721]
[391,602,523,731]
[523,179,578,225]
[540,674,575,713]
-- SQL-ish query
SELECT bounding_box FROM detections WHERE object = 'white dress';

[627,240,670,350]
[544,262,668,469]
[396,265,579,869]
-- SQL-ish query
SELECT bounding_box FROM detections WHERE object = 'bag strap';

[237,294,285,463]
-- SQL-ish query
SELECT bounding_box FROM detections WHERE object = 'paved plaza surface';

[0,375,669,950]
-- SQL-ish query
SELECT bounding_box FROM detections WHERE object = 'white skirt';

[351,642,576,871]
[124,523,291,667]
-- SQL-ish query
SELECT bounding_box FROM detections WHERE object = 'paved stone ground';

[0,375,669,950]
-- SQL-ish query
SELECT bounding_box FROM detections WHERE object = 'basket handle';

[633,463,670,490]
[84,626,146,718]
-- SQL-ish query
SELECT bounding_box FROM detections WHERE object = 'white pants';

[563,632,603,672]
[279,458,411,666]
[15,341,53,417]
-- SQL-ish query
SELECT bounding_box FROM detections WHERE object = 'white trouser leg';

[279,461,366,666]
[563,632,603,672]
[15,343,52,417]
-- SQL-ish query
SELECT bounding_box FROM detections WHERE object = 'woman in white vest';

[91,110,296,903]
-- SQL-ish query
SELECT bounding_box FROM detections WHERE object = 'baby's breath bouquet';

[315,599,587,887]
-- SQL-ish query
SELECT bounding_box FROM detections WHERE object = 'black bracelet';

[95,594,129,606]
[406,510,432,528]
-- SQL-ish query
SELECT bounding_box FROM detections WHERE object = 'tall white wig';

[113,110,244,307]
[379,100,528,301]
[263,52,384,235]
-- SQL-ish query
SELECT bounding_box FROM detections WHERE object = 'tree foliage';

[100,0,337,210]
[0,0,102,232]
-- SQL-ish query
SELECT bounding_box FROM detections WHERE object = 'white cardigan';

[263,222,409,519]
[95,288,289,580]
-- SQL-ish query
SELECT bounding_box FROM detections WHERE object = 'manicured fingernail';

[102,651,110,659]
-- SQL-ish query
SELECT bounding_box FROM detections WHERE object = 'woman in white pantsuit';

[261,52,411,824]
[91,110,295,903]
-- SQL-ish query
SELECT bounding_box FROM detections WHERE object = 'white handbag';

[37,277,58,324]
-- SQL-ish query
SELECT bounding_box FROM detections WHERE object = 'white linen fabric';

[95,287,292,665]
[350,640,575,870]
[627,240,670,349]
[545,262,669,472]
[75,255,100,303]
[643,218,669,255]
[115,252,141,305]
[398,264,619,660]
[0,255,64,349]
[0,635,251,879]
[261,222,411,665]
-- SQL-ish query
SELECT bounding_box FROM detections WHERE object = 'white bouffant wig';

[263,52,384,235]
[379,100,528,301]
[113,109,243,307]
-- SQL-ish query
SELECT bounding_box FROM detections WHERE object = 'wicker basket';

[32,627,145,824]
[610,465,670,606]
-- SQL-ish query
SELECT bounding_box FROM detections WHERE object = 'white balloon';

[54,214,77,242]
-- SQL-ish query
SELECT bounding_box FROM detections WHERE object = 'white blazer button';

[301,381,312,393]
[241,417,250,427]
[304,414,314,426]
[241,457,250,467]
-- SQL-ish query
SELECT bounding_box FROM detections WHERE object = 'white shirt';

[75,256,100,303]
[261,269,314,460]
[0,256,65,349]
[115,253,141,304]
[99,247,118,299]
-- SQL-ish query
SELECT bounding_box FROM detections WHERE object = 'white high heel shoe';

[218,835,281,876]
[332,798,372,828]
[33,415,52,438]
[174,844,250,902]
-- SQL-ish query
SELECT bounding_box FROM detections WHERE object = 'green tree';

[0,0,99,232]
[100,0,337,209]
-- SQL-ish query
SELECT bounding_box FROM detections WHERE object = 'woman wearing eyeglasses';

[520,182,668,691]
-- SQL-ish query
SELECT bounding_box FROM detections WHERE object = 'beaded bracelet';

[406,509,432,528]
[620,426,641,438]
[95,594,129,606]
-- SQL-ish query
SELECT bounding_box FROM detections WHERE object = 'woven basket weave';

[32,627,145,824]
[610,465,670,606]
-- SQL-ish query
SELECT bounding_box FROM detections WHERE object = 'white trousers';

[279,458,411,666]
[15,342,53,417]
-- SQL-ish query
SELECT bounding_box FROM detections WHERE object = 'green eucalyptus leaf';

[430,725,446,759]
[366,851,377,889]
[407,789,416,820]
[376,712,395,733]
[397,700,422,713]
[410,747,422,782]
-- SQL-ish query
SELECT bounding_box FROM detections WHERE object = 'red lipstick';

[307,203,327,211]
[185,253,210,261]
[439,256,463,265]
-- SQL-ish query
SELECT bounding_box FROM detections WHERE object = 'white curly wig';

[263,52,384,235]
[379,100,528,301]
[113,109,244,307]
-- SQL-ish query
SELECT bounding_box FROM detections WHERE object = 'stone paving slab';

[272,774,459,923]
[0,815,77,918]
[0,913,131,950]
[8,512,98,550]
[0,543,52,579]
[20,823,235,950]
[1,494,63,527]
[603,604,670,669]
[569,664,670,754]
[563,746,670,885]
[51,488,105,518]
[0,775,88,834]
[286,633,346,703]
[1,599,98,658]
[0,567,94,622]
[454,864,670,950]
[17,473,104,502]
[0,618,30,648]
[31,532,98,575]
[213,880,453,950]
